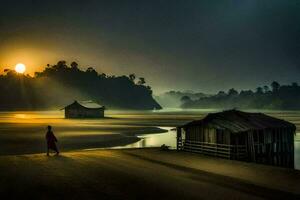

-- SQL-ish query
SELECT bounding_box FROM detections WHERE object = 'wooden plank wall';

[246,128,294,168]
[178,125,295,168]
[179,125,246,159]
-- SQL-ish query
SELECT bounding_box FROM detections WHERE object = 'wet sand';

[0,123,166,155]
[1,110,300,156]
[0,148,299,200]
[0,110,203,155]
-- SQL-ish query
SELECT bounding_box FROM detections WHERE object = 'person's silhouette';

[46,125,59,156]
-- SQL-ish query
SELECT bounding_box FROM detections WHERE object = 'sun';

[15,63,26,74]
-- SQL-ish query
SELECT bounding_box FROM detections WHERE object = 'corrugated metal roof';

[180,110,296,133]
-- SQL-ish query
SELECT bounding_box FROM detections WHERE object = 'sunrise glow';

[15,63,26,74]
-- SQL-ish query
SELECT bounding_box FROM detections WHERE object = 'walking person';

[46,125,59,156]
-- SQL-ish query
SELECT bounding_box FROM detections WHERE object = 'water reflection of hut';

[177,110,295,168]
[63,100,105,118]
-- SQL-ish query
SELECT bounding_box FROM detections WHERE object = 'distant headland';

[0,61,161,110]
[180,81,300,110]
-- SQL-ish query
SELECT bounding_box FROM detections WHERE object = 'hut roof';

[65,100,104,109]
[180,110,295,133]
[77,100,103,109]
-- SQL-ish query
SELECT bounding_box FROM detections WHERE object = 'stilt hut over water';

[177,110,295,168]
[64,100,105,118]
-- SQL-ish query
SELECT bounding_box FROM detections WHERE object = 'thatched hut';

[177,110,295,168]
[64,100,105,118]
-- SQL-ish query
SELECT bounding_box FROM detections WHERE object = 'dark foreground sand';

[0,148,299,200]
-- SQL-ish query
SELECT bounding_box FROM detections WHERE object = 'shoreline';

[0,110,299,169]
[0,124,169,156]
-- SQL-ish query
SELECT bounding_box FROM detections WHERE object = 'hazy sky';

[1,0,300,94]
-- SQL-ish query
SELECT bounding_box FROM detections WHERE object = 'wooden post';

[177,128,182,151]
[247,131,256,162]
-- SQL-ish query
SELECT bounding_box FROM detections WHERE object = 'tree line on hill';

[154,90,208,108]
[0,61,161,110]
[181,81,300,110]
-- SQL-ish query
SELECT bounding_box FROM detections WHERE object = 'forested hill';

[181,82,300,110]
[0,61,161,110]
[155,90,208,108]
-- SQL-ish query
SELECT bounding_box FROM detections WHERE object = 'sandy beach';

[0,110,300,166]
[2,1,300,199]
[0,110,300,199]
[0,148,299,200]
[0,121,166,155]
[0,111,186,155]
[0,110,204,155]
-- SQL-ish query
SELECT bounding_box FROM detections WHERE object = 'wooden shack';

[64,100,105,118]
[177,110,295,168]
